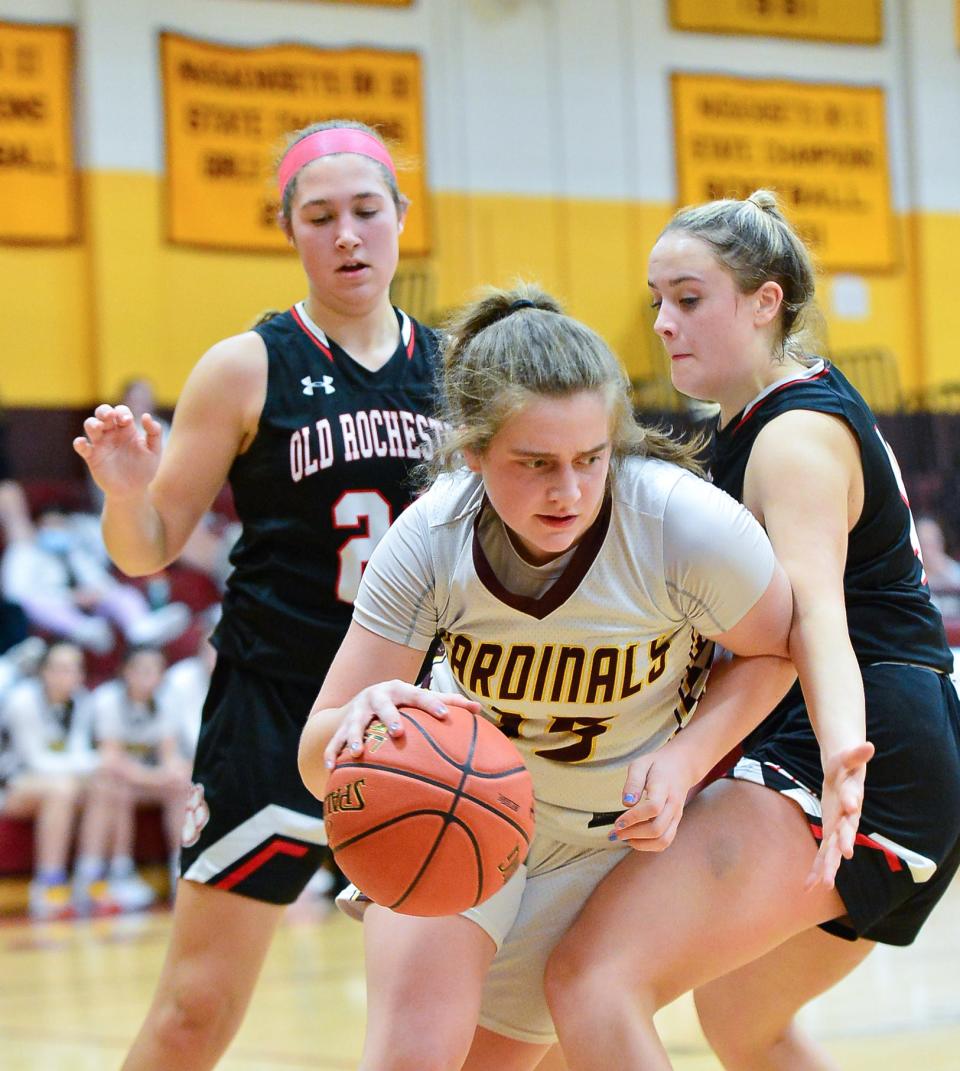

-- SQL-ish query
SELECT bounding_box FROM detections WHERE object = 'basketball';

[322,706,535,916]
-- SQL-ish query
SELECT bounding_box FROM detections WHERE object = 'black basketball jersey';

[213,304,442,682]
[711,360,952,674]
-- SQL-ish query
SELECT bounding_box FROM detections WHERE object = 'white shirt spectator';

[2,676,97,777]
[160,650,213,760]
[91,679,179,763]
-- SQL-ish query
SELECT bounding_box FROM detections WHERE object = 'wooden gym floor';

[1,870,959,1070]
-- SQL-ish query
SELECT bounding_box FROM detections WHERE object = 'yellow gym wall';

[0,171,942,408]
[2,0,958,413]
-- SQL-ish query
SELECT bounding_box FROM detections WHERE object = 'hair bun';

[747,189,779,212]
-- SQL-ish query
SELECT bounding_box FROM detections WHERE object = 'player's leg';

[532,1046,568,1071]
[121,880,285,1071]
[544,780,848,1070]
[463,839,630,1070]
[462,1026,552,1071]
[694,927,873,1070]
[360,905,497,1071]
[124,659,329,1068]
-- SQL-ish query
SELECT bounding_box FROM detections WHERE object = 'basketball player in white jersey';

[298,284,798,1070]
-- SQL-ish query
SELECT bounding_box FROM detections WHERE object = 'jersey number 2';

[333,490,393,604]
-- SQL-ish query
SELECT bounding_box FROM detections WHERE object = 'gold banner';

[260,0,412,4]
[669,0,883,44]
[291,1,413,5]
[0,21,78,245]
[672,73,895,271]
[160,33,428,254]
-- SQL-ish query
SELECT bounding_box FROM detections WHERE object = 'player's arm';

[615,482,796,850]
[74,333,266,576]
[746,410,874,884]
[746,410,865,758]
[298,622,479,801]
[651,561,796,790]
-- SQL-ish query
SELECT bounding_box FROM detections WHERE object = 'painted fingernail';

[436,705,448,714]
[389,722,401,732]
[325,759,334,769]
[350,740,361,750]
[623,793,638,805]
[608,831,619,841]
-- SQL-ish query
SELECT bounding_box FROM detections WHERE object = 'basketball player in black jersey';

[73,120,441,1071]
[543,190,960,1070]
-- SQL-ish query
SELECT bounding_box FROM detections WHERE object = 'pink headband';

[277,129,397,197]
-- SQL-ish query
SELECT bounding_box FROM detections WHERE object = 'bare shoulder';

[177,330,268,435]
[190,330,267,389]
[751,408,860,473]
[744,408,862,526]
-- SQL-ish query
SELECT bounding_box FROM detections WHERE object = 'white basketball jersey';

[354,458,774,845]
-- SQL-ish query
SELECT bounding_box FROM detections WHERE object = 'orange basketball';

[323,705,535,916]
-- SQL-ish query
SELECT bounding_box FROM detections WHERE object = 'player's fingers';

[805,835,840,891]
[619,768,669,826]
[623,808,683,853]
[439,695,482,715]
[323,727,350,768]
[83,416,107,442]
[837,816,859,859]
[142,413,164,446]
[615,794,662,831]
[613,795,674,840]
[383,682,454,721]
[72,436,91,457]
[621,766,651,809]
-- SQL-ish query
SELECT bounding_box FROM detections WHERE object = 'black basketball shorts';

[179,654,333,904]
[729,663,960,946]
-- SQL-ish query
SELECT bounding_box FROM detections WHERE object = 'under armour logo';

[302,375,335,396]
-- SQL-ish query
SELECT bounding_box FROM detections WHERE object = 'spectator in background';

[0,641,100,920]
[0,479,31,654]
[161,629,217,762]
[917,515,960,619]
[1,501,191,655]
[78,646,191,911]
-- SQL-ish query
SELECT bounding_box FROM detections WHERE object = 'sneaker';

[28,880,75,922]
[108,871,157,913]
[73,878,121,917]
[125,602,191,647]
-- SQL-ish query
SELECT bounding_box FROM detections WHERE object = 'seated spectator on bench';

[78,646,191,911]
[0,642,100,920]
[1,501,191,655]
[161,628,216,762]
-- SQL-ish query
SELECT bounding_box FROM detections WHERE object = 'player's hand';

[72,404,163,499]
[805,740,874,891]
[323,681,480,769]
[610,745,698,852]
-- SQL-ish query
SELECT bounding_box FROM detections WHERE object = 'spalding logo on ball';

[323,705,535,916]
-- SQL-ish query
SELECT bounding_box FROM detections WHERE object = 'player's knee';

[695,986,760,1067]
[544,940,608,1022]
[151,968,241,1056]
[362,1034,466,1071]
